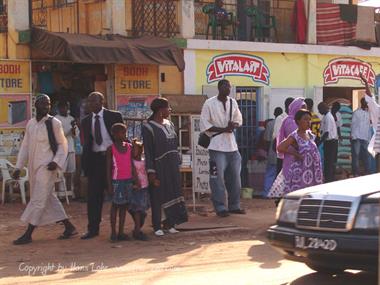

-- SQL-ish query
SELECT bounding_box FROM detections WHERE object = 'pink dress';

[111,142,132,180]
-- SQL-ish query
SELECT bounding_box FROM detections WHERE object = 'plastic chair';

[0,159,28,205]
[56,171,75,205]
[246,6,278,42]
[202,3,236,40]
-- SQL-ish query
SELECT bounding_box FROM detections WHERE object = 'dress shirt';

[320,111,338,140]
[272,113,287,139]
[351,108,370,141]
[91,108,113,152]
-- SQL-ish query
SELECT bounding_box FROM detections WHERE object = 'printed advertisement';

[115,64,159,95]
[0,94,31,128]
[191,115,211,194]
[0,128,25,162]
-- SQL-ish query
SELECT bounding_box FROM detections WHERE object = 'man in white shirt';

[351,98,371,177]
[318,102,338,183]
[200,79,244,217]
[55,101,79,196]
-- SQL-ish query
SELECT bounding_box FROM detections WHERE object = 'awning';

[31,28,185,71]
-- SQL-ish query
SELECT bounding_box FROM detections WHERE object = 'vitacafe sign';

[323,58,376,87]
[206,54,270,85]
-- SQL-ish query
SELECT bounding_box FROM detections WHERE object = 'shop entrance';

[32,62,108,120]
[235,86,259,187]
[322,86,366,176]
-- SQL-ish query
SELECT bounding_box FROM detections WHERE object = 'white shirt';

[351,108,370,141]
[272,113,287,139]
[200,96,243,152]
[365,94,380,155]
[55,114,79,153]
[91,108,113,152]
[320,111,338,140]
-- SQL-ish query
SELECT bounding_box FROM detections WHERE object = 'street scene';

[0,0,379,284]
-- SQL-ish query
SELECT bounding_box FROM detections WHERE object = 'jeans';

[263,163,277,197]
[351,139,370,176]
[209,150,242,212]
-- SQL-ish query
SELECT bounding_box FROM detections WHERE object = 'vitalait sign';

[323,58,376,87]
[206,53,270,85]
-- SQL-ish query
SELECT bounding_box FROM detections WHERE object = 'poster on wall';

[115,64,159,95]
[0,128,25,162]
[0,94,31,128]
[323,58,376,86]
[191,115,211,194]
[117,95,156,139]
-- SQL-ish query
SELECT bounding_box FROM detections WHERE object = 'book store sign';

[0,61,31,94]
[323,58,376,87]
[206,53,270,85]
[115,64,159,95]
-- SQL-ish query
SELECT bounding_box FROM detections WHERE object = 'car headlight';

[276,198,300,223]
[354,203,380,229]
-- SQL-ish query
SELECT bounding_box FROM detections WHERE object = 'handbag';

[198,98,233,149]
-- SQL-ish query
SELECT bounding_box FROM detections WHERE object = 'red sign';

[323,58,376,87]
[206,54,270,85]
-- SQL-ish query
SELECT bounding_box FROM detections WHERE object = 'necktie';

[94,115,103,146]
[373,112,380,153]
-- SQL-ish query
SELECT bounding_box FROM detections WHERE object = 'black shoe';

[216,210,230,217]
[80,232,99,240]
[117,233,130,241]
[229,209,246,215]
[13,235,32,245]
[58,227,78,240]
[133,231,148,241]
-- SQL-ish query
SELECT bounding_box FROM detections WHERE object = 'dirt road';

[0,199,377,285]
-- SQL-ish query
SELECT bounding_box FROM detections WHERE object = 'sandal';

[133,231,148,241]
[117,233,130,241]
[110,233,118,243]
[58,228,78,240]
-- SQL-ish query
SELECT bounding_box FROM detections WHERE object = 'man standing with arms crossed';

[200,79,245,217]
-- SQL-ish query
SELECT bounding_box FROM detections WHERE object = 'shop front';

[184,46,380,192]
[0,60,31,163]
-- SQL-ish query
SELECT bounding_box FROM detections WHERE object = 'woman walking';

[142,98,188,236]
[268,109,323,199]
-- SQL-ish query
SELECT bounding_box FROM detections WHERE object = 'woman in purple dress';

[268,109,323,198]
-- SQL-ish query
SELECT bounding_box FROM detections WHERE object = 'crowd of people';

[10,75,378,245]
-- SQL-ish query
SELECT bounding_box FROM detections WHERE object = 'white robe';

[364,94,380,157]
[16,115,68,226]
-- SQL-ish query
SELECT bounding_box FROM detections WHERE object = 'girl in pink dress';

[106,123,133,242]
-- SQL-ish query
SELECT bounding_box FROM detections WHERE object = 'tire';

[306,262,345,274]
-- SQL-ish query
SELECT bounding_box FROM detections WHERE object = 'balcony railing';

[130,0,180,38]
[194,0,296,43]
[0,2,7,33]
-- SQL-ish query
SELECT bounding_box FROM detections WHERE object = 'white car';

[267,174,379,274]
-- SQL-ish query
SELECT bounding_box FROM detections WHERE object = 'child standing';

[106,123,133,242]
[129,139,150,241]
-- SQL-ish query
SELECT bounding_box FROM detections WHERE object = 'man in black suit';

[81,92,123,239]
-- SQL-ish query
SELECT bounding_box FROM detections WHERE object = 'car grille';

[296,199,352,231]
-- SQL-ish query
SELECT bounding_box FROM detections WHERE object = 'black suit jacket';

[81,109,123,176]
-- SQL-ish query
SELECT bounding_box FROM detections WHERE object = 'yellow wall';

[0,34,6,58]
[194,50,380,93]
[159,65,184,95]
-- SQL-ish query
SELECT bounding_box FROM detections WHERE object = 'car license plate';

[294,235,337,251]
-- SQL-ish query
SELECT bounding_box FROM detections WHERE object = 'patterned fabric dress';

[268,130,323,198]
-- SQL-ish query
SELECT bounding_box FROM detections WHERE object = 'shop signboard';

[323,58,376,87]
[206,53,270,85]
[191,115,211,194]
[0,61,31,94]
[115,64,159,95]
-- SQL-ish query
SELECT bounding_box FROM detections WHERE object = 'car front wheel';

[306,262,345,275]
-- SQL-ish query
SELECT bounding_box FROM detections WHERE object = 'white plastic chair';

[0,159,28,205]
[56,171,75,205]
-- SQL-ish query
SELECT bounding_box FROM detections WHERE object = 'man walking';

[81,92,123,239]
[318,102,338,182]
[12,94,77,245]
[200,79,245,217]
[351,98,371,177]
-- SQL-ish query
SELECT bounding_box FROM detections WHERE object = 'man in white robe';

[12,94,77,245]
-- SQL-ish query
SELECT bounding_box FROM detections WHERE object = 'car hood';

[286,173,380,199]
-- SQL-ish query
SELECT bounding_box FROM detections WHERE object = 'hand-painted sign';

[323,58,376,86]
[115,64,159,95]
[0,61,31,94]
[206,54,270,85]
